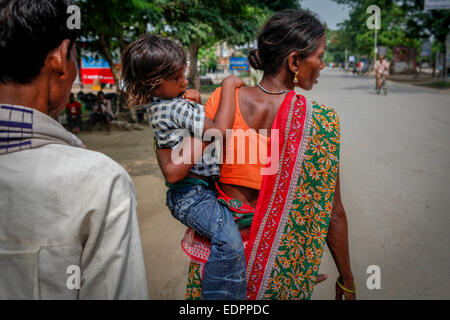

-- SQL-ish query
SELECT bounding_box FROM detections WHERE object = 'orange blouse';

[205,88,270,190]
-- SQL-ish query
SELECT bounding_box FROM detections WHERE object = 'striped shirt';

[148,97,220,177]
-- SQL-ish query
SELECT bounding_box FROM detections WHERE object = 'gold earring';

[293,71,299,84]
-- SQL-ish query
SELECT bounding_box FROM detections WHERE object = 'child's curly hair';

[121,35,187,106]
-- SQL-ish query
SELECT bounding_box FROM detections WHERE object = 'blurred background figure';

[88,91,114,133]
[375,55,390,91]
[65,93,82,134]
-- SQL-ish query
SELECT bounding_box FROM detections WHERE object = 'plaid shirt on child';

[148,97,220,177]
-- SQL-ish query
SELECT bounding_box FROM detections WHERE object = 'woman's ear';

[287,51,300,74]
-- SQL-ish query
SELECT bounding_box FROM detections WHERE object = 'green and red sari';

[185,91,341,300]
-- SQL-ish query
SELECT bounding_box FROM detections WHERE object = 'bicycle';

[376,72,387,96]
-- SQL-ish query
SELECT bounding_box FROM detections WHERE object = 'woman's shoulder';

[204,87,222,119]
[204,86,240,119]
[292,94,338,116]
[309,99,338,118]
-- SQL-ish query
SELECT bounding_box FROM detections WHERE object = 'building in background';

[79,56,116,86]
[392,46,417,74]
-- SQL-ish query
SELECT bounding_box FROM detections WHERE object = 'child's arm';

[158,78,244,184]
[156,137,206,184]
[203,75,245,136]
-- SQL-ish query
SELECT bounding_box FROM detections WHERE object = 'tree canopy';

[332,0,420,59]
[154,0,301,89]
[77,0,301,90]
[332,0,449,72]
[78,0,162,89]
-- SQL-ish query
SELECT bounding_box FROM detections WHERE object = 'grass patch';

[200,84,221,93]
[418,80,450,89]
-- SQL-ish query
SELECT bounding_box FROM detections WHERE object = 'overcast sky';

[300,0,350,30]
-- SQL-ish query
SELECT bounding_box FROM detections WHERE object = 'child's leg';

[166,185,246,300]
[200,203,246,300]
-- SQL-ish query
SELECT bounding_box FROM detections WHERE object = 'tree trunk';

[98,34,121,93]
[188,39,201,91]
[443,46,448,81]
[432,59,436,78]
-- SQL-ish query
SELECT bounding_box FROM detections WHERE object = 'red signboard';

[80,57,115,84]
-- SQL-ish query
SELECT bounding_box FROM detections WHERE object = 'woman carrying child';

[121,35,247,300]
[161,10,356,300]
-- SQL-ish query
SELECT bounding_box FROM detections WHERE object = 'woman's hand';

[315,274,328,285]
[182,89,202,104]
[326,169,356,300]
[335,276,356,300]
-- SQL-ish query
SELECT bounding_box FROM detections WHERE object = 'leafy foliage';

[332,0,421,59]
[332,0,449,61]
[400,0,450,52]
[77,0,161,89]
[77,0,304,90]
[155,0,301,89]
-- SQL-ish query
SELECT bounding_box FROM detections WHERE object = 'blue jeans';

[166,183,246,300]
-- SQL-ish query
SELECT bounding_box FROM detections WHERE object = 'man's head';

[69,93,75,103]
[98,91,105,102]
[0,0,79,117]
[379,55,384,61]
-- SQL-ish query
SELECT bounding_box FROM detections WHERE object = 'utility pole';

[366,5,381,70]
[445,33,449,81]
[374,27,378,70]
[345,48,348,70]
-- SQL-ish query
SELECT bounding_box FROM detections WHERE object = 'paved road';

[310,69,450,299]
[126,69,450,300]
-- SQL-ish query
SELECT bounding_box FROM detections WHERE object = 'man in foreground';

[0,0,148,299]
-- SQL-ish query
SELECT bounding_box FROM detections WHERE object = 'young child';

[121,35,247,300]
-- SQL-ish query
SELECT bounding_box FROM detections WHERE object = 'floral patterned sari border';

[257,98,313,299]
[245,92,296,284]
[245,93,309,300]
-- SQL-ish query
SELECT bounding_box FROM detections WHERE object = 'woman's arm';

[326,170,356,300]
[159,78,243,183]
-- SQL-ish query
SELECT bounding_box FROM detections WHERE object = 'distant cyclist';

[375,55,390,93]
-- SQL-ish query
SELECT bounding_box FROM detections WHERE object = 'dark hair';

[248,10,325,76]
[0,0,79,85]
[121,34,187,106]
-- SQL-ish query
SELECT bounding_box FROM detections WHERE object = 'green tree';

[78,0,302,91]
[77,0,161,90]
[156,0,301,90]
[198,46,218,74]
[400,0,450,77]
[256,0,300,11]
[324,28,347,64]
[333,0,419,60]
[156,0,267,90]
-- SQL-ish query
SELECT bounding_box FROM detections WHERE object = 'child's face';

[153,68,188,99]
